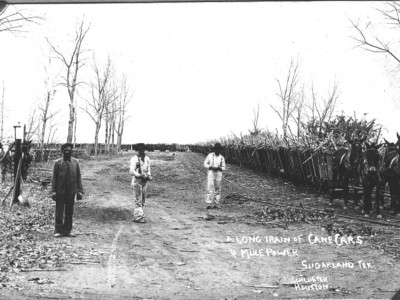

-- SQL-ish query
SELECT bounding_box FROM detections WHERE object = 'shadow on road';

[392,290,400,300]
[76,205,133,223]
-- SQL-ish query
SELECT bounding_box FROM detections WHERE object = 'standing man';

[129,143,152,223]
[204,142,226,209]
[0,142,13,184]
[0,143,7,184]
[51,143,83,237]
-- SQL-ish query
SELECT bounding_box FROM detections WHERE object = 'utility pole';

[11,122,22,206]
[13,122,22,179]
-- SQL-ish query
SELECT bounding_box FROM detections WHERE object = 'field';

[0,151,399,300]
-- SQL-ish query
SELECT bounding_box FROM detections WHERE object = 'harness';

[389,155,399,170]
[359,160,375,186]
[339,153,347,166]
[362,158,372,174]
[339,151,354,170]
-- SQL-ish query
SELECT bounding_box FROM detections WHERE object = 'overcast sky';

[0,1,399,144]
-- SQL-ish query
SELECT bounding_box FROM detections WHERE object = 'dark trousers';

[55,194,75,235]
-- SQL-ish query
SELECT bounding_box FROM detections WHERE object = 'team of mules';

[331,133,400,218]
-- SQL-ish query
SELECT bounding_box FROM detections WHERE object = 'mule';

[378,133,400,216]
[331,137,365,209]
[377,138,398,209]
[361,142,382,217]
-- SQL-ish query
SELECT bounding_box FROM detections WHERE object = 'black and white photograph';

[0,0,400,299]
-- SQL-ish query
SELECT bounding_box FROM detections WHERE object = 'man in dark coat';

[51,143,83,237]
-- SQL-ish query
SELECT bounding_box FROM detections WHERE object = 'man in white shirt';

[129,143,152,223]
[204,143,226,209]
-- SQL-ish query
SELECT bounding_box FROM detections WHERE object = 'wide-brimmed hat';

[136,143,146,150]
[212,142,223,150]
[61,143,74,151]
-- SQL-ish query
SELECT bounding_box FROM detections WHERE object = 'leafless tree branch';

[350,7,400,64]
[0,5,43,35]
[270,58,301,140]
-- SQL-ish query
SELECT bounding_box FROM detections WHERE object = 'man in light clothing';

[129,143,152,223]
[204,142,226,209]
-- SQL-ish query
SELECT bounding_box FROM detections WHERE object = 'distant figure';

[0,143,11,184]
[129,143,152,223]
[21,141,33,181]
[0,143,6,183]
[51,143,84,237]
[204,142,226,209]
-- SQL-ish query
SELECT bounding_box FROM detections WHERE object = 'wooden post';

[13,124,22,205]
[13,140,21,179]
[11,153,23,206]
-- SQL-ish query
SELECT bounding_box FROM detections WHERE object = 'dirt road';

[2,151,400,299]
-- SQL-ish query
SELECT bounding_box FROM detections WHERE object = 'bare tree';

[82,57,115,155]
[292,87,305,139]
[270,58,301,140]
[104,81,120,153]
[249,104,261,136]
[351,2,400,67]
[38,90,58,156]
[0,4,42,35]
[35,55,60,159]
[109,100,117,153]
[104,95,114,153]
[304,82,339,139]
[47,20,90,143]
[25,107,39,142]
[115,75,132,151]
[46,119,59,145]
[316,83,339,126]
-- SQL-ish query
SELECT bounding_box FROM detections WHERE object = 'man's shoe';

[64,233,76,237]
[134,218,146,223]
[206,205,212,209]
[54,233,62,237]
[204,213,215,220]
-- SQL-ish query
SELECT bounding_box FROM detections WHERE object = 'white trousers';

[206,170,222,205]
[132,181,148,221]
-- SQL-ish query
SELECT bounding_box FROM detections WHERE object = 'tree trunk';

[67,103,75,143]
[117,134,121,151]
[73,103,77,147]
[104,103,109,153]
[111,104,115,153]
[40,91,51,160]
[111,122,115,152]
[94,121,101,156]
[119,119,125,150]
